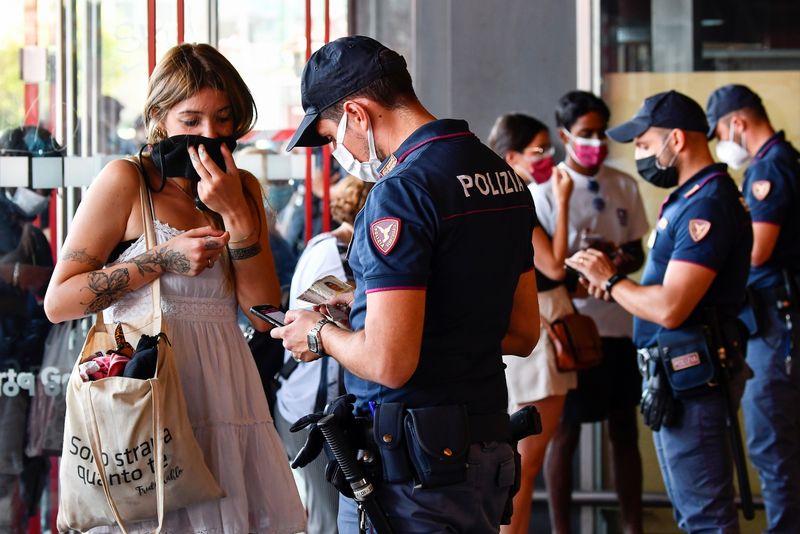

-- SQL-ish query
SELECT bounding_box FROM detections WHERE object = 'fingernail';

[198,145,206,157]
[190,152,198,162]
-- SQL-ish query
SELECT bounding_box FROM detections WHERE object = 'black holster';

[372,402,412,483]
[655,314,748,399]
[373,403,473,488]
[404,405,471,488]
[370,403,517,489]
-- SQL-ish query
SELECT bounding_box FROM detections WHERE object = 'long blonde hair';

[141,44,261,289]
[143,43,256,143]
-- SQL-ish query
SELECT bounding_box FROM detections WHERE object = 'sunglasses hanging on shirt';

[587,179,605,211]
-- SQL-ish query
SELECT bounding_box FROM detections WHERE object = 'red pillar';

[321,0,331,232]
[23,0,39,126]
[177,0,185,44]
[148,0,156,75]
[304,0,313,243]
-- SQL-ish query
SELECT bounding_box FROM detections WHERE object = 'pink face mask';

[562,128,608,169]
[520,146,555,184]
[530,155,554,184]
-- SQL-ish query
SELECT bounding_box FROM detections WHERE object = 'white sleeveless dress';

[94,220,306,534]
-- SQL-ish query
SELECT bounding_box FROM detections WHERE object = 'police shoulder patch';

[751,180,771,201]
[688,219,711,242]
[370,217,401,255]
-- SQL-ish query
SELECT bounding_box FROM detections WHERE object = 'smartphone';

[565,264,585,279]
[250,304,286,327]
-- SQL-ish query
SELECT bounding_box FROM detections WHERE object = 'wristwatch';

[604,273,628,294]
[307,318,334,356]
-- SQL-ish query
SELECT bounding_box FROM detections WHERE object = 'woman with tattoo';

[44,44,305,534]
[488,114,577,534]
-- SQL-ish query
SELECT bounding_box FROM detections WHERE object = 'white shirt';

[530,163,649,337]
[276,233,344,423]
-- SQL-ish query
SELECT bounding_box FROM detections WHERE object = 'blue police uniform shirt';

[742,131,800,289]
[346,119,537,416]
[634,164,752,348]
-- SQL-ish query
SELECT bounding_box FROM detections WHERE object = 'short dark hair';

[555,90,610,131]
[487,114,548,157]
[740,104,769,122]
[320,49,417,123]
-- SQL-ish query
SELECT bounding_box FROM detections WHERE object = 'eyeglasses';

[587,178,605,211]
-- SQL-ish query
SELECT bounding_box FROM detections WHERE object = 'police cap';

[286,35,408,151]
[705,84,763,139]
[606,90,708,143]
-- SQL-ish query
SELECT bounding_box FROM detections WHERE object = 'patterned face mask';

[562,128,609,169]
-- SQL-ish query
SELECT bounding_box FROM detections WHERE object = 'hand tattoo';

[203,237,223,250]
[131,249,191,275]
[62,248,104,269]
[81,268,131,314]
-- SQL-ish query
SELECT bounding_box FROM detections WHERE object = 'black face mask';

[145,135,236,210]
[635,131,679,188]
[636,155,679,188]
[148,134,237,185]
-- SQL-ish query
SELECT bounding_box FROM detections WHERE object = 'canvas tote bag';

[57,175,224,532]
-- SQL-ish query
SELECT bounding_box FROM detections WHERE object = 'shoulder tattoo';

[61,248,104,270]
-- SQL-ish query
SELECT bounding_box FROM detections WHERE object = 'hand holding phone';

[565,264,585,279]
[250,304,286,327]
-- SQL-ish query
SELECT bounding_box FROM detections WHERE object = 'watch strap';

[604,273,627,294]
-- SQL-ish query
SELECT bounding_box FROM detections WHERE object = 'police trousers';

[337,441,514,533]
[742,301,800,533]
[652,373,746,534]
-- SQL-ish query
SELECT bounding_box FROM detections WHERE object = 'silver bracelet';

[228,242,262,261]
[12,262,21,287]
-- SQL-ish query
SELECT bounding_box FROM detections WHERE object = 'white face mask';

[331,112,381,182]
[715,120,750,170]
[10,187,49,218]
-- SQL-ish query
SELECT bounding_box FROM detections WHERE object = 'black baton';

[708,314,755,521]
[719,364,755,520]
[317,413,395,534]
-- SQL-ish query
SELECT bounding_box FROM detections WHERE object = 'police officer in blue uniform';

[707,84,800,533]
[566,91,753,533]
[272,36,540,532]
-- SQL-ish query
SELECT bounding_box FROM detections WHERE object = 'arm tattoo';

[131,248,191,275]
[61,248,104,269]
[228,242,262,261]
[80,268,132,314]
